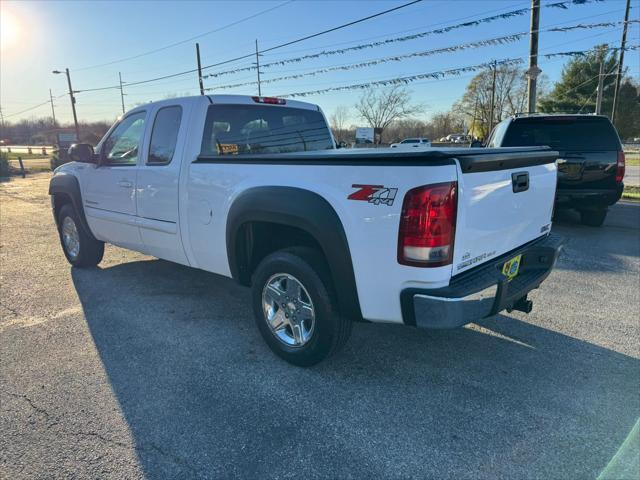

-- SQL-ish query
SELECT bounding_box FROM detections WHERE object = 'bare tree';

[430,111,465,140]
[355,86,423,143]
[329,105,351,144]
[453,65,547,138]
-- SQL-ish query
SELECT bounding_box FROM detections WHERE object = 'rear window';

[200,104,334,156]
[502,116,621,151]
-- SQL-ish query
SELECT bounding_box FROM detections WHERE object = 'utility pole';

[526,0,541,113]
[52,68,80,141]
[611,0,631,123]
[196,43,205,95]
[255,39,262,96]
[595,60,605,115]
[471,96,478,138]
[118,72,126,114]
[489,60,497,135]
[49,89,57,125]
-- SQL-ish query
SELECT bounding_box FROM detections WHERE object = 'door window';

[102,112,146,165]
[487,120,509,147]
[148,106,182,165]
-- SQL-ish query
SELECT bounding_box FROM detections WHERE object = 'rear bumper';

[556,184,623,208]
[401,233,564,329]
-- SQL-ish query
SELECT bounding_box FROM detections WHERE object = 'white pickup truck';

[50,94,563,366]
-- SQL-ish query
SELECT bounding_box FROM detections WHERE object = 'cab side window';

[148,106,182,165]
[102,112,146,166]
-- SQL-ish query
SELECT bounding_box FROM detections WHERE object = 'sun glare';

[1,8,21,51]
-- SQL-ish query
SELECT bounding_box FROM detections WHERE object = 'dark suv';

[487,114,625,226]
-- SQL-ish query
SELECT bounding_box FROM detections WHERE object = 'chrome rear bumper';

[401,233,564,329]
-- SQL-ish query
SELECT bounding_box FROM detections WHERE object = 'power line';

[207,33,528,90]
[203,0,610,80]
[120,0,424,87]
[2,93,67,119]
[206,11,623,79]
[279,58,526,98]
[258,1,532,58]
[2,100,55,119]
[75,85,121,94]
[276,44,638,98]
[206,21,633,91]
[71,0,295,72]
[72,0,602,93]
[581,64,622,114]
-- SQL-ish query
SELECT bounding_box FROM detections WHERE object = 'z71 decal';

[348,184,398,206]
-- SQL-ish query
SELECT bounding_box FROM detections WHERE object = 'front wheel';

[579,208,607,227]
[57,204,104,267]
[251,248,351,367]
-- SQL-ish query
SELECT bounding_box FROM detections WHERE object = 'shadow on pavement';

[552,202,639,273]
[72,259,639,479]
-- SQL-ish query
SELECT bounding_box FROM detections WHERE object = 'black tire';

[251,247,352,367]
[57,204,104,267]
[579,208,607,227]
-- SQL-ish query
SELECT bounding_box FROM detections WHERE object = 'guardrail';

[0,145,55,155]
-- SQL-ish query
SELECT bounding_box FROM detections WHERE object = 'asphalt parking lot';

[1,173,639,479]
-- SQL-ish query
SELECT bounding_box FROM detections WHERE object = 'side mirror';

[68,143,96,163]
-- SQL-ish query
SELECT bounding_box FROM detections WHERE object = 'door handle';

[118,180,133,188]
[511,172,529,193]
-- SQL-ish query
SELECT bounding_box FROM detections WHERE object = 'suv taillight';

[616,151,625,183]
[398,182,457,267]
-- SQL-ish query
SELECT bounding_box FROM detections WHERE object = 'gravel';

[1,173,638,479]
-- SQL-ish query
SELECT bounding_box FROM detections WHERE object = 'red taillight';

[251,96,286,105]
[398,182,457,267]
[616,151,625,183]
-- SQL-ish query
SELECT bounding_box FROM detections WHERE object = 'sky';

[1,0,638,126]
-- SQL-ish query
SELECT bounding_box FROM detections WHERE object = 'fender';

[48,173,96,240]
[227,186,362,321]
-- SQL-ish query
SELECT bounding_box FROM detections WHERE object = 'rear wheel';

[57,204,104,267]
[251,248,351,366]
[579,208,607,227]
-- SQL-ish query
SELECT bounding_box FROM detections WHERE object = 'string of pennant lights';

[203,0,610,80]
[276,44,639,98]
[204,22,639,92]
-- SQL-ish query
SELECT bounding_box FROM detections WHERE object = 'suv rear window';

[200,104,334,156]
[502,116,621,151]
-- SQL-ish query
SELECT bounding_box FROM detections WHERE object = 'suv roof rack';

[512,112,602,118]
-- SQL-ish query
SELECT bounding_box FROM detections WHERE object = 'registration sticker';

[502,254,522,281]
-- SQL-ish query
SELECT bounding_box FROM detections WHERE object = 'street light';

[52,68,80,141]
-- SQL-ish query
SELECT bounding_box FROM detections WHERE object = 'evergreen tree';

[538,45,618,115]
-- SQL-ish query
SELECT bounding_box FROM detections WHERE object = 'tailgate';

[452,150,557,275]
[557,150,618,188]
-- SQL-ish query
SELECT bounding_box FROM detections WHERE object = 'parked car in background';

[444,134,471,144]
[487,114,625,226]
[454,135,472,144]
[390,137,431,148]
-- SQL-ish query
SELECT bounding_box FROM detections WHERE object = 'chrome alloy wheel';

[262,273,315,347]
[62,216,80,259]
